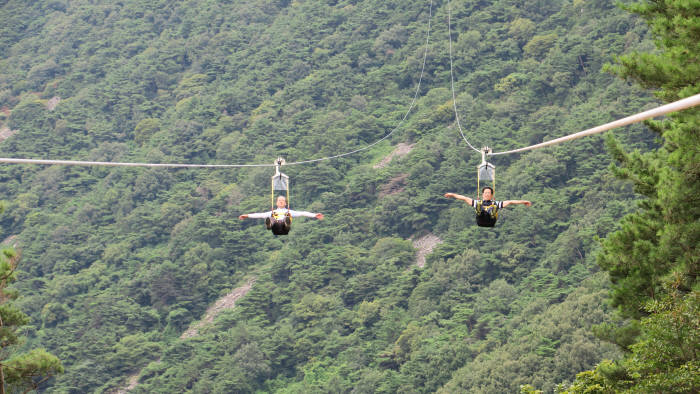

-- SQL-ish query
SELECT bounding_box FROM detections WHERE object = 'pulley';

[477,147,495,197]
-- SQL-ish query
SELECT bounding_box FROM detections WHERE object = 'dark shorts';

[473,200,500,227]
[267,216,291,235]
[476,213,497,227]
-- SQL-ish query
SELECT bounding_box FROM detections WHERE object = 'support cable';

[490,93,700,156]
[447,0,480,153]
[0,158,274,168]
[286,0,433,166]
[0,0,434,169]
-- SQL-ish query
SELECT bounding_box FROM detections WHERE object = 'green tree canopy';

[565,0,699,391]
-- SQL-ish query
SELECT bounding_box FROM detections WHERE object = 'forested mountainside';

[2,0,694,392]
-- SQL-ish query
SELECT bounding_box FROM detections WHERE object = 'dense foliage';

[0,0,686,392]
[0,204,63,392]
[562,0,700,392]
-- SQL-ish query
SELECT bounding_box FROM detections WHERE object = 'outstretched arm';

[444,192,474,206]
[288,210,324,220]
[238,212,271,219]
[502,200,532,208]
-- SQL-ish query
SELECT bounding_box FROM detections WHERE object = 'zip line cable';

[0,158,274,168]
[444,0,700,157]
[286,0,433,165]
[447,0,480,153]
[2,2,699,169]
[490,93,700,156]
[0,0,433,170]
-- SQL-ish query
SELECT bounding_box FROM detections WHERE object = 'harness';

[272,209,291,221]
[271,209,292,227]
[266,209,291,235]
[474,200,499,227]
[269,157,292,235]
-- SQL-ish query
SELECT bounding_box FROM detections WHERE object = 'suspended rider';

[239,196,324,235]
[444,187,531,227]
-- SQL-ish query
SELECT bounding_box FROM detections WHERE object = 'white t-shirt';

[246,208,316,219]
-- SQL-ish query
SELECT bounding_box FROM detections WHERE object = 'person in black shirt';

[444,187,531,227]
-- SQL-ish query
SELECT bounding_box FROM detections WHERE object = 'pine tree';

[564,1,699,392]
[0,205,63,393]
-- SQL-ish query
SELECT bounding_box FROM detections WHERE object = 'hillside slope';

[0,0,656,391]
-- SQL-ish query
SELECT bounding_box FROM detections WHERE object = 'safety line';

[490,93,700,156]
[0,1,433,170]
[286,0,433,166]
[447,0,480,153]
[0,158,273,168]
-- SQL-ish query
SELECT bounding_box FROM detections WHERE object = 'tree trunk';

[0,364,5,394]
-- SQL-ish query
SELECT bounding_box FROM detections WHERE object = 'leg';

[476,212,497,227]
[270,220,289,235]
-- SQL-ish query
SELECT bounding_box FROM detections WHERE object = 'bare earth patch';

[412,233,443,268]
[0,127,18,143]
[1,235,18,247]
[373,142,415,169]
[111,279,256,393]
[111,374,140,394]
[378,173,408,198]
[180,277,256,339]
[46,96,61,110]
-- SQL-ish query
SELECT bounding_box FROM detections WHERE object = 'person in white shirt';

[239,196,323,235]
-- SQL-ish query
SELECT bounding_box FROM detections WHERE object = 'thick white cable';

[491,93,700,156]
[0,158,273,168]
[447,0,480,153]
[287,0,433,166]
